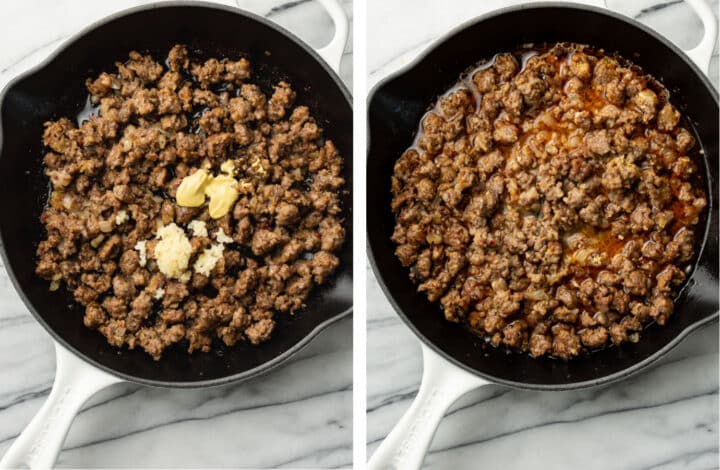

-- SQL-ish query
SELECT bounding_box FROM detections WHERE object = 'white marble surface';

[367,1,720,469]
[0,0,352,468]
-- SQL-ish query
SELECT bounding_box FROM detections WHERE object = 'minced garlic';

[90,234,105,248]
[115,210,129,225]
[250,157,266,176]
[187,219,208,238]
[134,240,147,267]
[193,243,224,276]
[154,223,192,279]
[214,228,233,244]
[154,287,165,300]
[237,179,254,193]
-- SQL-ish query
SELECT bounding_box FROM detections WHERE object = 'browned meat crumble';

[390,44,707,359]
[35,45,345,360]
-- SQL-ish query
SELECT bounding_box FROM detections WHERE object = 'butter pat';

[194,244,224,276]
[176,169,212,207]
[250,157,266,176]
[220,160,236,175]
[175,164,240,219]
[154,223,192,279]
[187,219,208,238]
[205,175,239,219]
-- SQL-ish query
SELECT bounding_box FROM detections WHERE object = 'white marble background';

[367,1,720,469]
[0,0,352,468]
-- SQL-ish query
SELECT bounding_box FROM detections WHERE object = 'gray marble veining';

[0,0,352,468]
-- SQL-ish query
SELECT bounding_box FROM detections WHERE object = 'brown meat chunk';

[657,103,680,131]
[267,81,296,121]
[251,229,284,256]
[275,202,300,226]
[245,318,275,345]
[580,327,609,348]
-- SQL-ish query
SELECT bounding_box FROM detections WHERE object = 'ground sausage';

[36,45,345,360]
[391,44,706,359]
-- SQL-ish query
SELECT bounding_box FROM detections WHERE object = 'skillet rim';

[366,1,719,391]
[0,0,353,388]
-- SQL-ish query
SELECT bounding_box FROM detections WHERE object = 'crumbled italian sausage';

[391,44,706,359]
[36,45,345,360]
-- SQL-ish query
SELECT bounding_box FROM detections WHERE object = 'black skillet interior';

[0,3,352,386]
[367,3,718,389]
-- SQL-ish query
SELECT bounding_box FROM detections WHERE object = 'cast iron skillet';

[0,0,352,387]
[0,1,351,468]
[367,2,717,468]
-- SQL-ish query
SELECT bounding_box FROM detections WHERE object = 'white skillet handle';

[313,0,349,72]
[0,342,121,469]
[682,0,717,72]
[368,344,491,470]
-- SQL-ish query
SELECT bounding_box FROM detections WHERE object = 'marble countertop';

[0,0,352,468]
[367,1,719,469]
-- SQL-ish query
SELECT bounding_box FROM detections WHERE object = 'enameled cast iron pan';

[367,2,718,468]
[0,2,351,468]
